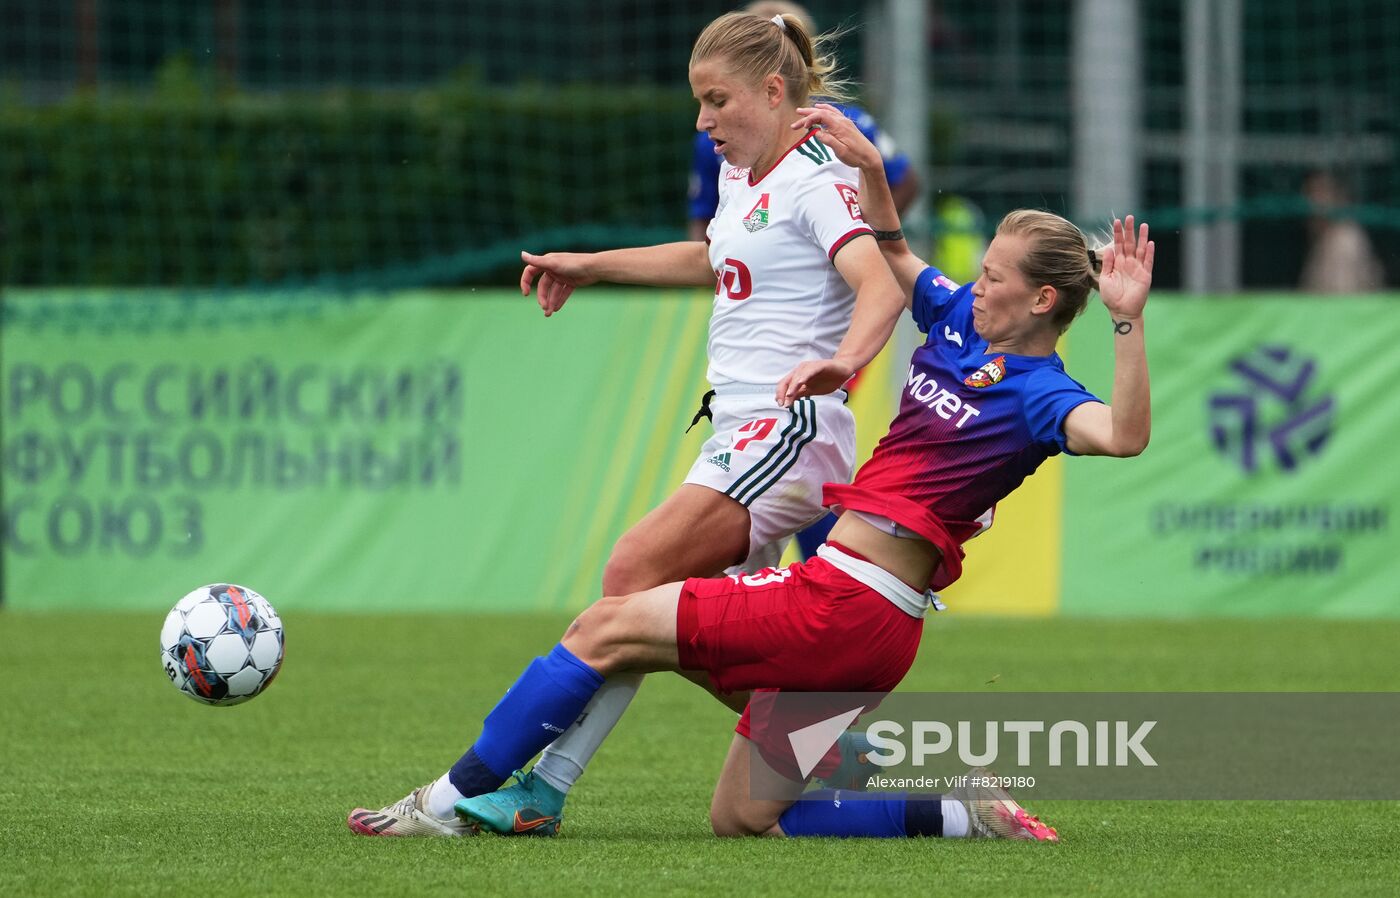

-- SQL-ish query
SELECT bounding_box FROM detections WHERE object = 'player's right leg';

[375,487,756,834]
[520,483,751,817]
[349,583,684,837]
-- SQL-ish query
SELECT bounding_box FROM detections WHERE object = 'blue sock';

[779,790,906,838]
[903,795,945,837]
[778,791,945,838]
[448,644,604,798]
[795,512,838,560]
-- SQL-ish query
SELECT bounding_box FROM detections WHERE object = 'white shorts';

[684,390,856,572]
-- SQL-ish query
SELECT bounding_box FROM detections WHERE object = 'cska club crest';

[964,355,1006,388]
[742,194,771,233]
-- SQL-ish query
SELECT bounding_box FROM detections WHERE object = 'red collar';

[748,129,821,186]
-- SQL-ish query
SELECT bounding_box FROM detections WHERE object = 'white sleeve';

[792,166,874,263]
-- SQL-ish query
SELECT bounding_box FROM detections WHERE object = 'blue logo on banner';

[1208,346,1334,474]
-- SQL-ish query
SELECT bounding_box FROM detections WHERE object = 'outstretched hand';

[520,251,599,317]
[775,358,856,407]
[1097,215,1154,320]
[791,104,883,172]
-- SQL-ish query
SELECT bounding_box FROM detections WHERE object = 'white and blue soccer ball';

[160,584,285,706]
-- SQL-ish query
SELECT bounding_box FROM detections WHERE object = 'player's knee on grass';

[709,796,782,838]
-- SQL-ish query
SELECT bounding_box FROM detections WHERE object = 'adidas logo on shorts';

[706,452,732,473]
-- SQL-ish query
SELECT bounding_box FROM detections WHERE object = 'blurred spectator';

[929,193,987,285]
[1299,171,1385,293]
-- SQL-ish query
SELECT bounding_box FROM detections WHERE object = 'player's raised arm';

[794,103,926,301]
[1064,216,1155,457]
[520,242,713,317]
[777,234,904,406]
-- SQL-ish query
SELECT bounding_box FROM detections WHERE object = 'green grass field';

[3,611,1400,897]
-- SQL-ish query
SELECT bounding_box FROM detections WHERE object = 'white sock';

[941,798,970,838]
[426,772,465,820]
[532,673,643,793]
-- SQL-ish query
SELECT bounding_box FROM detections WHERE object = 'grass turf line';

[2,611,1399,897]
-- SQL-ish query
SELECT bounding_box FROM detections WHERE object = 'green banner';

[1,290,713,611]
[7,292,1400,616]
[1062,297,1400,617]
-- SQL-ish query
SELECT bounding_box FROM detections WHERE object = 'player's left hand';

[776,358,856,407]
[1097,215,1154,321]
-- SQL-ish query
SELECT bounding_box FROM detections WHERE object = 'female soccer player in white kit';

[496,10,905,821]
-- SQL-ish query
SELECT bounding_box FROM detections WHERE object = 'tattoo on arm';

[1113,319,1133,335]
[873,229,905,243]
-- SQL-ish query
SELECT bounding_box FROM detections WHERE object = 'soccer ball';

[160,584,285,706]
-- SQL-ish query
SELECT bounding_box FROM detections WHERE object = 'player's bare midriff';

[825,511,941,591]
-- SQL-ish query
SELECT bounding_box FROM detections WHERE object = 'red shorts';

[676,551,923,776]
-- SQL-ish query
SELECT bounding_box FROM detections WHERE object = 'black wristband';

[873,229,904,242]
[1113,319,1133,335]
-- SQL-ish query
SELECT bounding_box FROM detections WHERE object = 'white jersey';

[705,130,873,387]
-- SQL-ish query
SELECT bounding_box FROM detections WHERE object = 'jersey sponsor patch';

[742,194,771,233]
[964,355,1007,389]
[835,183,862,221]
[907,365,983,427]
[715,257,752,300]
[934,274,960,291]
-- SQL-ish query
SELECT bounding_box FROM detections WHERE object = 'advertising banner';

[1062,297,1399,616]
[6,292,1398,616]
[2,291,720,610]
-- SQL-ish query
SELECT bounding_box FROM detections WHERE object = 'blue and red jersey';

[824,267,1101,588]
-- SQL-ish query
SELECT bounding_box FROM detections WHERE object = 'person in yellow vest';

[929,194,987,285]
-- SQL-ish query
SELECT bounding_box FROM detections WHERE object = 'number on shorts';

[736,568,792,587]
[733,417,777,452]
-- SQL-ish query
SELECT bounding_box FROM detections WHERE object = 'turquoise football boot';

[816,730,878,791]
[455,769,566,836]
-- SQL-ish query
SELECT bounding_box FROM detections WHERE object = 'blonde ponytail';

[691,11,852,106]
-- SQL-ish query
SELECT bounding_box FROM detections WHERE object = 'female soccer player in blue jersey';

[348,88,1154,848]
